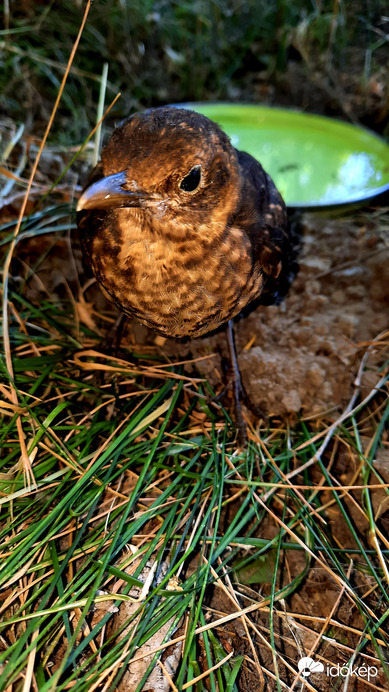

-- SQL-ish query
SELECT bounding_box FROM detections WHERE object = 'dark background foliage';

[2,0,388,143]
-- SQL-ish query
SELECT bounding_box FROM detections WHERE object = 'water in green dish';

[186,104,389,207]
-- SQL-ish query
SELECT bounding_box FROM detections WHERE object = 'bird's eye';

[180,166,201,192]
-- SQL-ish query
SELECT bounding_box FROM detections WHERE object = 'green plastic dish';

[182,103,389,208]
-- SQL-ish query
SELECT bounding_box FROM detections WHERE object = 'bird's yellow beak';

[77,171,149,211]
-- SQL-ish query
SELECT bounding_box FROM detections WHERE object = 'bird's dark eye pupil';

[180,166,201,192]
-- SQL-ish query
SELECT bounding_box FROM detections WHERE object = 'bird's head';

[77,107,241,230]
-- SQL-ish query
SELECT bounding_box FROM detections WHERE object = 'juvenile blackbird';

[77,106,290,338]
[77,106,292,432]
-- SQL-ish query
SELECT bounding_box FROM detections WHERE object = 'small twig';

[313,247,388,280]
[182,651,234,689]
[157,659,179,692]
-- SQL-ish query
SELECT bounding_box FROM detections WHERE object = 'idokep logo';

[297,657,378,682]
[298,657,324,677]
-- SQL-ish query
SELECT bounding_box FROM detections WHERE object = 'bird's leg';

[225,319,247,444]
[98,312,128,354]
[221,319,267,444]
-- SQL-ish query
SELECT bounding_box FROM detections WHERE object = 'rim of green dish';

[179,102,389,209]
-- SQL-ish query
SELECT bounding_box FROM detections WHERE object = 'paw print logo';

[298,657,325,677]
